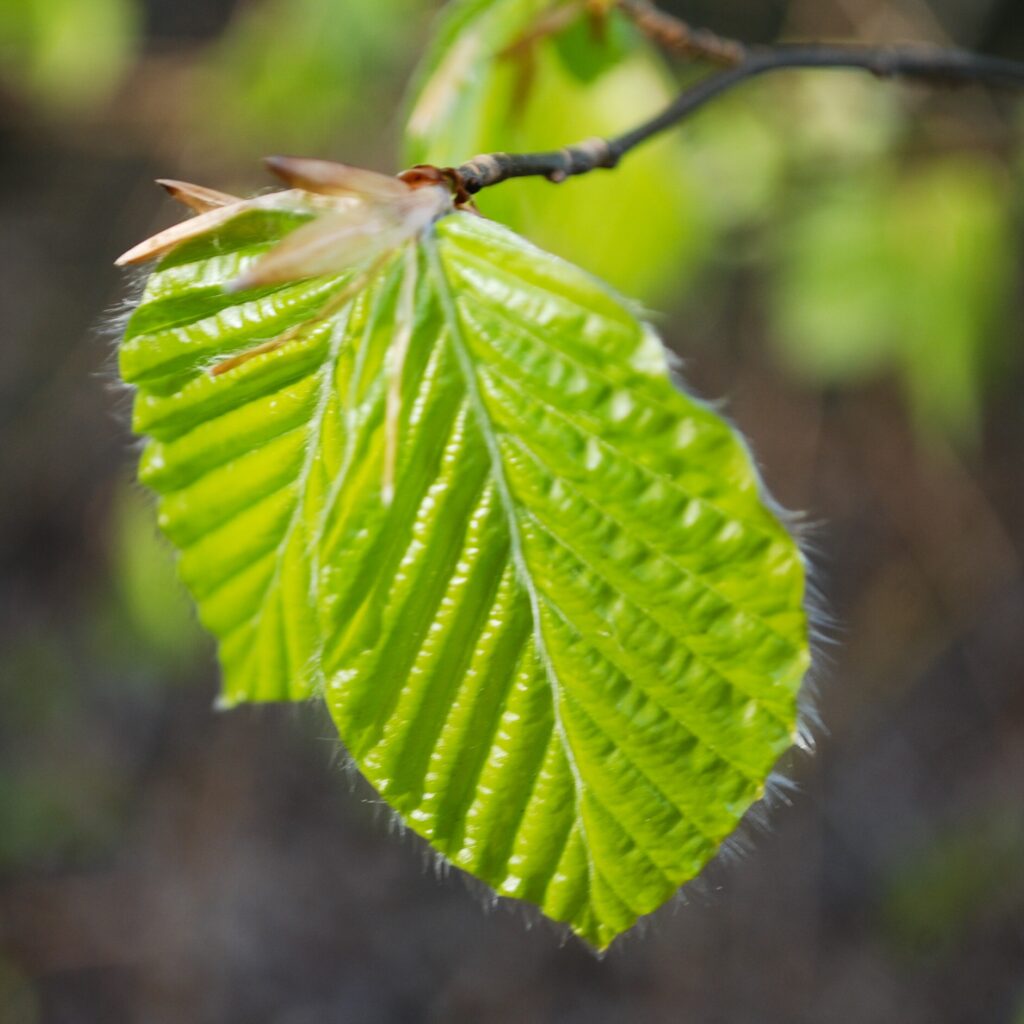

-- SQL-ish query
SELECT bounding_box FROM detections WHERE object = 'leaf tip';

[114,241,155,266]
[262,154,294,183]
[156,178,240,213]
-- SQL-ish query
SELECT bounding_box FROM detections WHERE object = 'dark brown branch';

[453,41,1024,195]
[615,0,746,65]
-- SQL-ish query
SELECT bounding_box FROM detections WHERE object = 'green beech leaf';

[120,205,808,948]
[405,0,709,303]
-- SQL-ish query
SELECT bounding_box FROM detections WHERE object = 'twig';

[615,0,745,65]
[452,39,1024,195]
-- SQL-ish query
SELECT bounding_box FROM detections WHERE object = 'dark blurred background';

[1,0,1022,1021]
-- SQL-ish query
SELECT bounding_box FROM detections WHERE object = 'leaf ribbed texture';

[121,209,809,948]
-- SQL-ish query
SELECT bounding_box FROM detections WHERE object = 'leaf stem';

[448,7,1024,195]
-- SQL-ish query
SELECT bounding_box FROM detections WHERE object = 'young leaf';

[120,201,809,948]
[119,207,353,703]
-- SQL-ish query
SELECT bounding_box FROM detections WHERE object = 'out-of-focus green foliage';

[773,173,903,382]
[888,159,1015,441]
[0,624,128,869]
[673,75,898,239]
[778,74,904,168]
[0,487,197,875]
[0,765,109,869]
[679,91,788,232]
[190,0,420,156]
[111,480,205,668]
[0,956,38,1024]
[760,75,1018,444]
[773,154,1014,443]
[406,0,710,303]
[881,810,1024,953]
[0,0,138,113]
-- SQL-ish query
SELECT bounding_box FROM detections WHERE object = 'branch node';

[570,137,618,172]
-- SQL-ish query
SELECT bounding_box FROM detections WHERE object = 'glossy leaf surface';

[120,207,809,947]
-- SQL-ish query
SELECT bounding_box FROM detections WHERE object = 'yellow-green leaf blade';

[120,209,375,704]
[312,213,809,948]
[121,205,809,949]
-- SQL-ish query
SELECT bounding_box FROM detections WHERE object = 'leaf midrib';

[425,228,598,911]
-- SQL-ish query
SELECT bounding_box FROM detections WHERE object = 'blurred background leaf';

[880,808,1024,954]
[887,157,1014,443]
[772,149,1015,445]
[187,0,421,157]
[0,0,139,115]
[772,171,898,384]
[0,480,204,878]
[0,956,38,1024]
[108,479,206,671]
[406,0,711,303]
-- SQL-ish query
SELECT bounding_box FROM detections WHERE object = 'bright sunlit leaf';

[118,180,808,948]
